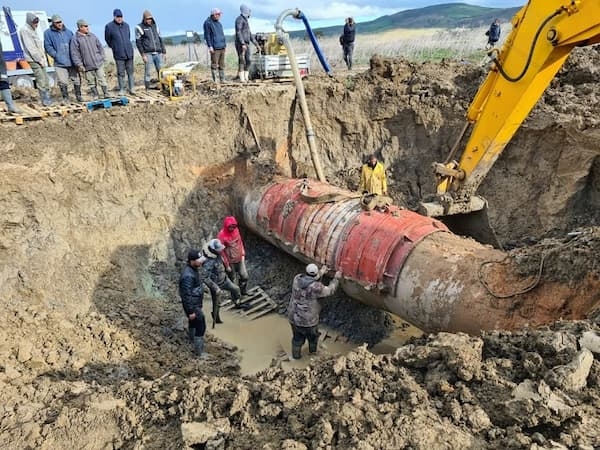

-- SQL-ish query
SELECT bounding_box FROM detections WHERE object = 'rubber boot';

[188,327,196,343]
[237,71,243,82]
[40,90,53,106]
[211,69,218,83]
[292,343,302,360]
[101,85,109,98]
[308,340,318,354]
[144,80,150,91]
[1,89,21,114]
[243,71,250,82]
[214,311,223,324]
[128,76,135,95]
[219,69,225,83]
[90,86,99,99]
[239,280,248,297]
[74,84,83,102]
[193,336,205,357]
[117,75,125,96]
[59,84,69,104]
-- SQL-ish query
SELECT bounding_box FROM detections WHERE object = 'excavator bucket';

[418,195,502,249]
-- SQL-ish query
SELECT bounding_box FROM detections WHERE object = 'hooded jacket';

[217,216,245,266]
[70,30,105,70]
[19,13,46,66]
[287,273,339,327]
[203,15,226,50]
[44,24,74,67]
[105,18,134,60]
[234,14,257,47]
[135,10,165,54]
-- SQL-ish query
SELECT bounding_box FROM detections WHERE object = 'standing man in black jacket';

[235,4,258,83]
[341,17,356,70]
[105,9,136,95]
[135,10,166,90]
[179,249,209,357]
[486,18,501,49]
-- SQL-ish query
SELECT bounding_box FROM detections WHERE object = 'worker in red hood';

[217,216,249,295]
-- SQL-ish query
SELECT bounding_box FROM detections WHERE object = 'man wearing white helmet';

[202,238,243,321]
[287,264,342,359]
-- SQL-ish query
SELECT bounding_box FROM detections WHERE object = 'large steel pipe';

[234,177,600,334]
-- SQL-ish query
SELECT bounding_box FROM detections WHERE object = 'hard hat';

[306,263,319,276]
[208,238,225,252]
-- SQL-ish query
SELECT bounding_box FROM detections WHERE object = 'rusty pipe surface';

[234,177,600,334]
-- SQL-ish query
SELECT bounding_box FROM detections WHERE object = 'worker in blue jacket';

[45,14,82,102]
[203,8,227,83]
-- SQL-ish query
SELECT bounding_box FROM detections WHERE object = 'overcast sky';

[3,1,523,36]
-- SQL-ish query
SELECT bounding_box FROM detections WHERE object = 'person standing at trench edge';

[287,264,342,359]
[105,8,136,96]
[203,8,227,83]
[235,4,258,83]
[135,10,166,91]
[340,17,356,70]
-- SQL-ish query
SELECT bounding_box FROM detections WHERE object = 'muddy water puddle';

[210,308,422,375]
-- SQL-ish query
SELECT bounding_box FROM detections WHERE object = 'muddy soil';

[1,47,600,448]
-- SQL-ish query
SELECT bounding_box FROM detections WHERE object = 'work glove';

[334,271,342,280]
[77,65,85,73]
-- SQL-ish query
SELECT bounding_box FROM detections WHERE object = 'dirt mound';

[1,48,600,448]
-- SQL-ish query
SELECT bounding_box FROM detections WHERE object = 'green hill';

[164,2,520,44]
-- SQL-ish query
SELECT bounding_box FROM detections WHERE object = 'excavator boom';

[420,0,600,246]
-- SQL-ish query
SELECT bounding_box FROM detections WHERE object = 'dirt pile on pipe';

[1,48,600,448]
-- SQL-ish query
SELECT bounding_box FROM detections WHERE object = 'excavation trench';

[1,52,600,448]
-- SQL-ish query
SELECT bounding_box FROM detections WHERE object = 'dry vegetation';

[112,23,510,77]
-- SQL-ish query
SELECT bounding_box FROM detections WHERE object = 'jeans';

[143,53,162,82]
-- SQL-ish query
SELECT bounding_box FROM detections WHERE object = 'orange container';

[5,61,17,71]
[17,60,30,69]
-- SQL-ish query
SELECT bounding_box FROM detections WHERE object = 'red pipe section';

[234,177,600,334]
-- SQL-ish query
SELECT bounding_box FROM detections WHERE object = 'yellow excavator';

[418,0,600,247]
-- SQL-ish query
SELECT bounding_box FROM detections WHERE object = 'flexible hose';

[297,11,332,75]
[492,8,563,82]
[275,9,326,182]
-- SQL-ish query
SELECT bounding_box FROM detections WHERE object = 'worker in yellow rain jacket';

[359,153,387,195]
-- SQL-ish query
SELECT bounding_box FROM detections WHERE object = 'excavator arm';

[419,0,600,245]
